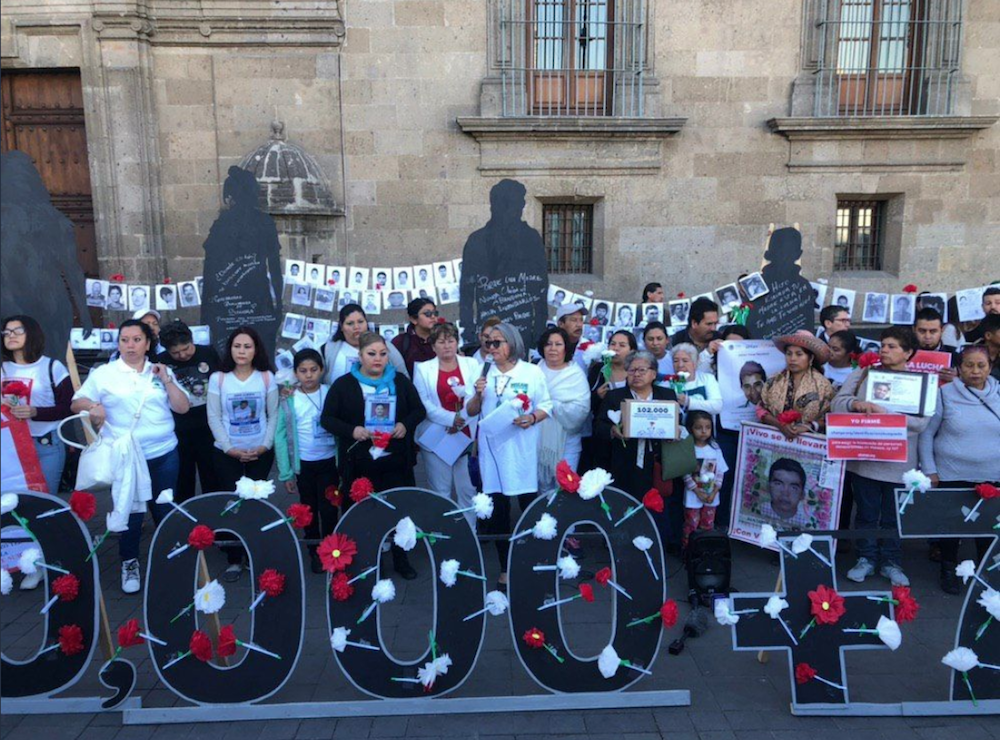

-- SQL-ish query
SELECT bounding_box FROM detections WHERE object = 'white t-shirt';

[74,358,181,459]
[331,344,360,385]
[293,385,336,462]
[209,371,270,451]
[654,353,675,380]
[2,357,70,437]
[824,364,853,390]
[684,443,729,509]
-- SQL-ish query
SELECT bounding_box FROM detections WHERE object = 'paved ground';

[2,486,997,740]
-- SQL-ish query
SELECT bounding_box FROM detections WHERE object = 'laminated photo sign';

[864,369,937,416]
[621,399,679,440]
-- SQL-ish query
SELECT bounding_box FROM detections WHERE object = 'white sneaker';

[847,557,875,583]
[19,571,42,591]
[880,563,910,587]
[121,559,141,594]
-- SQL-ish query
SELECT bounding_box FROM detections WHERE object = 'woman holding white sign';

[755,331,834,439]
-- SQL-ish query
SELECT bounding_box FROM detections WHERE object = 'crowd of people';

[2,283,998,596]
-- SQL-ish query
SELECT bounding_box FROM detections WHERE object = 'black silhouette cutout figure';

[200,166,283,359]
[0,151,93,354]
[459,180,549,351]
[745,227,814,340]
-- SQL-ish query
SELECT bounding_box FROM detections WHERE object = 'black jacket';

[596,385,678,497]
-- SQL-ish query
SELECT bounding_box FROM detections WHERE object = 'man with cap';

[556,302,588,372]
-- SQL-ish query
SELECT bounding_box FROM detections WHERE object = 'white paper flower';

[942,647,979,673]
[235,476,275,500]
[956,560,977,584]
[17,548,40,575]
[902,469,932,493]
[677,371,690,382]
[764,595,788,619]
[194,580,226,614]
[632,536,653,552]
[417,653,452,689]
[532,513,558,540]
[440,559,460,588]
[759,524,778,548]
[581,342,607,365]
[372,578,396,604]
[275,368,295,386]
[875,616,902,651]
[597,645,621,679]
[699,472,714,484]
[791,533,813,555]
[451,384,468,399]
[471,493,494,520]
[977,589,1000,620]
[106,510,129,533]
[556,555,580,580]
[1,494,19,515]
[155,489,175,505]
[607,409,622,425]
[714,598,739,626]
[578,468,613,501]
[601,350,616,361]
[1,569,12,596]
[393,517,418,551]
[431,654,452,676]
[330,627,350,653]
[484,590,509,616]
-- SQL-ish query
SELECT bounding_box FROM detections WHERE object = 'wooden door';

[1,70,98,278]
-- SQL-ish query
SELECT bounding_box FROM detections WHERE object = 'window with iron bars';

[835,200,885,271]
[810,0,963,116]
[544,204,594,274]
[494,0,647,117]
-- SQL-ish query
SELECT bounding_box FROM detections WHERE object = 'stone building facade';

[2,0,998,307]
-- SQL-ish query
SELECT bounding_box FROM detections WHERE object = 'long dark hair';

[1,315,46,363]
[219,326,273,373]
[116,319,157,360]
[641,282,662,303]
[333,303,367,342]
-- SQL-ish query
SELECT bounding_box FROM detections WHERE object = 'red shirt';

[436,365,471,437]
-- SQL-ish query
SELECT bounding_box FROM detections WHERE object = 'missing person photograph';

[326,265,346,288]
[548,285,568,308]
[582,324,603,343]
[305,318,332,343]
[290,284,313,307]
[889,293,916,325]
[314,288,337,312]
[416,287,436,302]
[178,281,200,308]
[190,325,211,346]
[105,284,127,311]
[70,327,101,351]
[452,258,462,280]
[956,286,987,322]
[668,299,690,327]
[99,329,118,351]
[86,279,108,308]
[393,268,411,290]
[285,260,305,283]
[338,290,356,309]
[570,294,593,312]
[641,303,663,325]
[916,292,947,322]
[156,284,178,311]
[385,290,407,310]
[379,324,400,341]
[413,264,434,290]
[592,301,614,326]
[738,272,769,301]
[373,268,392,290]
[715,283,741,312]
[862,292,889,323]
[810,281,828,313]
[433,261,455,287]
[831,288,856,317]
[438,282,460,305]
[306,263,325,287]
[615,303,636,328]
[129,285,150,312]
[275,350,294,371]
[361,290,382,315]
[281,313,305,340]
[364,394,396,434]
[348,267,370,292]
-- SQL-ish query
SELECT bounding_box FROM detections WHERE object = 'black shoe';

[940,562,960,595]
[495,579,508,594]
[929,543,942,563]
[392,547,418,580]
[310,551,324,574]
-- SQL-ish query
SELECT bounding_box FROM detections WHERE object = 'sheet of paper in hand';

[621,399,679,440]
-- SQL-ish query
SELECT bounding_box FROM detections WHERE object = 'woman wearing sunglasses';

[466,322,552,591]
[392,297,440,375]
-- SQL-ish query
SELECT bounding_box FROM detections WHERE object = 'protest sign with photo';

[825,413,909,462]
[717,340,786,432]
[864,369,937,416]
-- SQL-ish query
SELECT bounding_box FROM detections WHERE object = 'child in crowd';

[682,411,728,550]
[275,349,339,574]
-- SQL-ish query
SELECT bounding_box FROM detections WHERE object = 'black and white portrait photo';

[86,278,108,308]
[615,303,636,328]
[738,272,769,301]
[433,261,455,287]
[281,313,305,339]
[916,292,947,321]
[373,268,391,290]
[326,265,345,288]
[306,263,325,287]
[641,302,663,325]
[385,290,407,310]
[178,281,200,308]
[393,268,411,290]
[592,301,613,326]
[831,288,856,317]
[862,292,889,324]
[156,284,178,311]
[414,264,434,290]
[361,290,382,315]
[129,285,150,312]
[314,288,337,312]
[668,299,690,327]
[715,283,741,311]
[889,294,916,325]
[438,282,460,305]
[348,267,369,292]
[338,290,356,309]
[285,260,305,283]
[104,284,127,311]
[290,283,313,307]
[810,282,828,313]
[548,285,568,308]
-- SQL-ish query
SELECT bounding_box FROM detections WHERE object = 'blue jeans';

[34,434,66,495]
[853,475,902,567]
[119,447,179,562]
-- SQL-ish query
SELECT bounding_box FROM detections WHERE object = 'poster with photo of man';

[282,313,305,340]
[592,301,614,326]
[178,281,200,308]
[365,394,396,434]
[129,285,151,312]
[729,423,845,549]
[956,286,986,322]
[314,288,337,312]
[738,272,769,302]
[916,292,947,322]
[361,290,382,315]
[862,292,889,323]
[570,294,593,312]
[830,287,856,317]
[668,299,690,327]
[156,284,178,311]
[548,285,568,308]
[717,340,786,432]
[348,267,369,292]
[373,268,392,291]
[393,268,411,290]
[641,303,663,325]
[715,283,741,313]
[285,259,305,284]
[438,283,460,305]
[86,278,108,308]
[306,263,325,287]
[413,264,434,290]
[889,293,916,325]
[414,286,436,303]
[433,261,455,287]
[615,303,636,328]
[326,265,346,289]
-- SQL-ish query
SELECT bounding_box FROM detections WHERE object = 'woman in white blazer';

[412,322,482,525]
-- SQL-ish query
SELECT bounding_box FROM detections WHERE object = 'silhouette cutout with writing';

[200,166,284,359]
[745,227,814,340]
[459,180,549,352]
[1,151,93,353]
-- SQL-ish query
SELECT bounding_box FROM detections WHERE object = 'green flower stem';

[85,530,110,562]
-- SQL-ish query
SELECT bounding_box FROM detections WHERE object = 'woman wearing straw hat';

[755,330,835,440]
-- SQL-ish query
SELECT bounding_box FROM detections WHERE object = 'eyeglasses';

[420,310,439,318]
[484,339,506,349]
[2,327,26,337]
[627,366,655,375]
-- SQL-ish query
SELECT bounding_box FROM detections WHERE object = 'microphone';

[480,355,494,379]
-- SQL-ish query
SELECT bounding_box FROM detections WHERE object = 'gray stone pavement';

[2,486,997,740]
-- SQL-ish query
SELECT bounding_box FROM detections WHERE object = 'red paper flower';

[190,630,213,662]
[522,627,546,649]
[976,483,1000,500]
[287,503,313,529]
[677,292,686,298]
[328,278,336,286]
[795,662,817,684]
[578,340,594,352]
[117,619,144,649]
[163,277,173,284]
[777,410,802,425]
[660,599,679,627]
[187,524,215,550]
[217,625,237,658]
[436,317,446,324]
[515,393,530,411]
[108,322,117,330]
[318,533,357,573]
[3,380,30,399]
[258,568,286,597]
[595,567,612,586]
[892,586,920,624]
[58,624,85,656]
[349,477,375,503]
[325,485,342,507]
[903,284,918,294]
[69,491,96,521]
[589,317,600,326]
[330,571,354,601]
[808,584,846,626]
[857,351,881,369]
[52,574,80,602]
[642,489,664,514]
[579,583,595,603]
[109,273,125,283]
[371,431,392,450]
[556,460,580,494]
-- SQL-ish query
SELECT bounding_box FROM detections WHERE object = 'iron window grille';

[835,200,885,271]
[544,204,594,274]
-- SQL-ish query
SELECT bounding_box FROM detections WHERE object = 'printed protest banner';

[907,349,953,386]
[825,413,908,462]
[717,340,786,432]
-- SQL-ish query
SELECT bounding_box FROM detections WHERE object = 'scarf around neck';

[351,363,397,396]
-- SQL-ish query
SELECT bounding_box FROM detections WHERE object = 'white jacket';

[412,355,483,445]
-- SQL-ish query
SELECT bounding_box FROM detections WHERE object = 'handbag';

[658,435,698,480]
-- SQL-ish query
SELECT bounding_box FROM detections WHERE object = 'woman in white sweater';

[670,343,723,420]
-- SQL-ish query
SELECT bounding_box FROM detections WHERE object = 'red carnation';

[857,351,881,369]
[642,489,664,514]
[328,278,336,286]
[187,524,215,550]
[58,624,85,656]
[556,460,580,494]
[589,317,600,326]
[579,583,595,603]
[318,533,357,573]
[436,317,446,324]
[258,568,286,597]
[522,627,546,649]
[515,393,530,411]
[163,277,173,284]
[660,599,679,628]
[109,273,125,282]
[325,485,342,507]
[217,625,237,658]
[349,477,375,503]
[777,410,802,425]
[371,431,392,451]
[330,571,354,602]
[108,322,117,330]
[808,584,846,626]
[976,483,1000,500]
[3,380,31,399]
[69,491,96,521]
[578,340,594,352]
[595,567,612,586]
[892,586,920,624]
[189,630,213,662]
[117,619,144,649]
[795,662,817,684]
[287,503,313,529]
[677,292,686,298]
[903,284,918,294]
[52,574,80,602]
